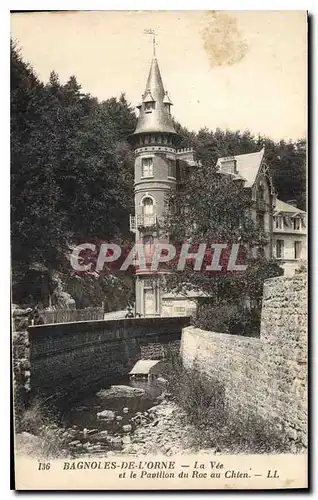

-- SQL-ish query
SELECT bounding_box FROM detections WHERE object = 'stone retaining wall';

[27,316,190,401]
[180,274,307,450]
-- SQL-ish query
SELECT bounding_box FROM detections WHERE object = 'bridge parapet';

[27,316,191,401]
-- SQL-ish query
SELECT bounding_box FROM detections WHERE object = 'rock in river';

[122,435,131,444]
[96,385,145,399]
[95,430,109,440]
[69,440,81,447]
[109,436,122,446]
[122,424,132,432]
[96,409,116,421]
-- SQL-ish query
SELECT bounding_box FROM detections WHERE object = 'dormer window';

[164,103,171,115]
[145,102,155,112]
[143,89,155,113]
[275,216,284,230]
[220,157,237,174]
[163,91,173,115]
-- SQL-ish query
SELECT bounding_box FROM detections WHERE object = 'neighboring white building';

[273,199,307,276]
[161,290,206,318]
[216,148,276,259]
[217,152,307,275]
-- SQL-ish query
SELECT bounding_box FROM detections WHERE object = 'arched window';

[142,197,154,214]
[142,197,155,226]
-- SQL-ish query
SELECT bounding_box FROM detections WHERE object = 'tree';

[11,44,68,299]
[163,157,284,335]
[11,42,137,306]
[172,120,306,210]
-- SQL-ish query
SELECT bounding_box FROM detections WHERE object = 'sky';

[10,10,307,141]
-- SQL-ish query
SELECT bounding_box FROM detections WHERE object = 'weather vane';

[144,29,157,57]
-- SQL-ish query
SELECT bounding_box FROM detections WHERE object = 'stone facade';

[140,339,180,360]
[180,273,307,450]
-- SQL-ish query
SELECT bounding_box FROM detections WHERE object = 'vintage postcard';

[11,10,308,490]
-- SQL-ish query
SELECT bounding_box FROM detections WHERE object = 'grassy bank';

[16,397,69,458]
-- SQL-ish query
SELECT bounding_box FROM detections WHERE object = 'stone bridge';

[23,316,190,402]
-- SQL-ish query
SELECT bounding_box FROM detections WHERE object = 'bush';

[295,260,307,274]
[195,302,260,337]
[18,397,69,458]
[164,347,227,426]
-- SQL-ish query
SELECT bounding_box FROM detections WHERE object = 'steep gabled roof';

[216,148,265,188]
[274,199,306,215]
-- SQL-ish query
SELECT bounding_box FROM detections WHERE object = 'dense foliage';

[174,122,306,211]
[11,41,136,307]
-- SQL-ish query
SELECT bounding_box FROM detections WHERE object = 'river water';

[61,377,165,456]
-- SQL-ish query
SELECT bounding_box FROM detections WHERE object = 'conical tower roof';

[133,58,177,135]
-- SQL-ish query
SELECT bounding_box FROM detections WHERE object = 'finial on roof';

[132,46,177,135]
[144,29,157,57]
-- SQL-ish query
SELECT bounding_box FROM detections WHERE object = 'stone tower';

[129,39,197,317]
[129,55,178,317]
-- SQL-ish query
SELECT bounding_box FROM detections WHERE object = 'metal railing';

[38,306,104,325]
[130,213,157,231]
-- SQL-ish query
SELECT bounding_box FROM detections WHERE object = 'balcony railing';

[130,213,157,232]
